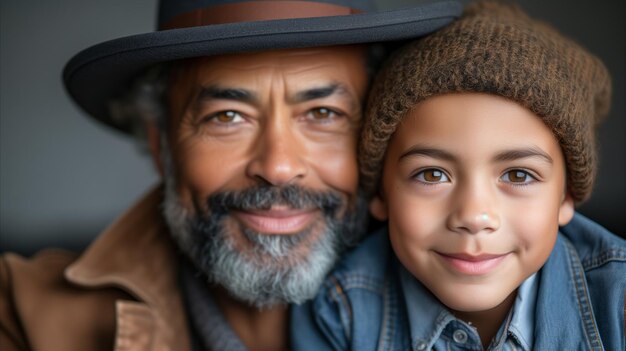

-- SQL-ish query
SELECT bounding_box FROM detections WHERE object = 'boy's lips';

[436,252,509,275]
[231,207,319,234]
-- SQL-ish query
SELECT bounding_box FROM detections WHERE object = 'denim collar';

[399,264,537,350]
[533,234,605,349]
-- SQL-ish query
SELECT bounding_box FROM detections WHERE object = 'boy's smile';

[370,93,575,315]
[435,252,510,276]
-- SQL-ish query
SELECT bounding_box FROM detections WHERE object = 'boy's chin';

[434,286,518,314]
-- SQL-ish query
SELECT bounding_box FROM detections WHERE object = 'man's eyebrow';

[289,83,349,104]
[493,147,553,164]
[399,146,456,162]
[196,85,257,104]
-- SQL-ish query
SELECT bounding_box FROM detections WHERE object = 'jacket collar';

[533,234,604,350]
[64,183,183,314]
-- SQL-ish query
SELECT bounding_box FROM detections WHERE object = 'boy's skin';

[370,92,575,347]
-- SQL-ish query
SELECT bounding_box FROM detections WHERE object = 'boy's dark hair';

[360,0,611,203]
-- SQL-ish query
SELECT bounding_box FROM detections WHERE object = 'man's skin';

[145,45,369,351]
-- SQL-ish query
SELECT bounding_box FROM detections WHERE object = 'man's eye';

[500,170,535,184]
[414,169,449,183]
[307,107,340,121]
[207,110,244,124]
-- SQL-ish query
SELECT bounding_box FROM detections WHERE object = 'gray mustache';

[206,185,343,216]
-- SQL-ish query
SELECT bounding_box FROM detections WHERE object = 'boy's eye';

[206,110,244,124]
[500,170,535,184]
[414,169,449,183]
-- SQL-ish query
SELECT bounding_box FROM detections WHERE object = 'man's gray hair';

[108,65,169,150]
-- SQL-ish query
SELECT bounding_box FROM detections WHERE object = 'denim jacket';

[291,213,626,350]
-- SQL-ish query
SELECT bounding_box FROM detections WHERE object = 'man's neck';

[211,285,289,351]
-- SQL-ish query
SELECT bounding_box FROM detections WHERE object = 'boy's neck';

[212,285,289,351]
[451,290,518,348]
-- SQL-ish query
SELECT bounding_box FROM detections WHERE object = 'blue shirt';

[400,265,537,350]
[291,213,626,351]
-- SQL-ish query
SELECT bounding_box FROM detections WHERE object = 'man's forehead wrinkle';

[176,52,364,114]
[195,58,331,73]
[281,63,354,89]
[190,76,358,110]
[245,61,345,81]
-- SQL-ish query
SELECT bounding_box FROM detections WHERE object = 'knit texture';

[359,0,611,203]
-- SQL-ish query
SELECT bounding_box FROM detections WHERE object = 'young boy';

[291,1,625,350]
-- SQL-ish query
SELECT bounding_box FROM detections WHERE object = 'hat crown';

[359,0,611,203]
[158,0,376,29]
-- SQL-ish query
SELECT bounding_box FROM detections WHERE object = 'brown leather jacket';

[0,186,192,351]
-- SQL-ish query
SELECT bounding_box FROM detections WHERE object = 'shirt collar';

[399,261,537,350]
[180,260,249,351]
[505,272,538,350]
[399,264,468,350]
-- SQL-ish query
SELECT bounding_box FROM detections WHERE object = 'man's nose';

[446,180,500,234]
[246,113,307,186]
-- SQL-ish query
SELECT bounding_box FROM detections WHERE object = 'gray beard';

[160,154,367,307]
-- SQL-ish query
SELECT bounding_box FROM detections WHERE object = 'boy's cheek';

[557,192,575,226]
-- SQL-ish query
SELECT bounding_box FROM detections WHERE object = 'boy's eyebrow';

[493,147,553,164]
[399,146,455,162]
[398,146,553,164]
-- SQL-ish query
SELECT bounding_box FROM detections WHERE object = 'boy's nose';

[446,183,500,234]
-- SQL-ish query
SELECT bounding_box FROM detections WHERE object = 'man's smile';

[232,207,320,234]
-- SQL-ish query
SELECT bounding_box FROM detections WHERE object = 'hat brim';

[63,1,462,134]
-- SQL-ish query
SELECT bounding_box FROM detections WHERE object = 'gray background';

[1,0,624,255]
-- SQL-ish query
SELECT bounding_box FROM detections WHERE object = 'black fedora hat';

[63,0,462,134]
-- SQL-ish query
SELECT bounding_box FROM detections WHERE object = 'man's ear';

[558,192,575,226]
[145,121,165,177]
[369,193,389,221]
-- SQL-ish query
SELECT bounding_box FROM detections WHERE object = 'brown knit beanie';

[359,0,611,203]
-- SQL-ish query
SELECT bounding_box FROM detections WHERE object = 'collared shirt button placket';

[452,329,468,344]
[415,340,428,350]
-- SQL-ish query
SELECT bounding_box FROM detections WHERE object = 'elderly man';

[0,1,460,350]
